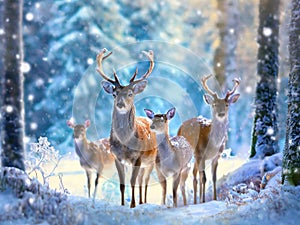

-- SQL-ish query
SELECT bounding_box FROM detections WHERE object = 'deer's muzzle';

[117,102,125,109]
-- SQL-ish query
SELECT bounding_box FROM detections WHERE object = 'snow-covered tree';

[1,0,25,170]
[282,0,300,186]
[250,0,280,159]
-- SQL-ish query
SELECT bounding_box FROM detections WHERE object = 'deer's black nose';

[150,125,155,129]
[218,113,225,117]
[117,102,125,108]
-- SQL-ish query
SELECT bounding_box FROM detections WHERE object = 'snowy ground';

[1,157,300,225]
[45,155,245,203]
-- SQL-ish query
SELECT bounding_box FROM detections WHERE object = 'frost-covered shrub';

[0,167,82,225]
[26,137,63,184]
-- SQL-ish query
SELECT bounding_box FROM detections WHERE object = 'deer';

[66,119,115,201]
[96,48,157,208]
[144,107,193,207]
[177,74,240,204]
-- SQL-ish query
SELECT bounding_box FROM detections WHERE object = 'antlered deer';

[66,119,115,201]
[178,74,240,203]
[96,48,157,208]
[144,107,193,207]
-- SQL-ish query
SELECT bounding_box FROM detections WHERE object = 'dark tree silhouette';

[1,0,25,170]
[282,0,300,186]
[250,0,280,159]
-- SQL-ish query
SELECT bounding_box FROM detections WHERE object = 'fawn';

[144,107,193,207]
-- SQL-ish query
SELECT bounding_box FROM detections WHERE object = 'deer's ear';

[66,120,75,128]
[166,107,176,120]
[85,120,91,128]
[133,80,148,94]
[228,93,240,104]
[101,81,114,94]
[203,94,214,105]
[144,109,154,119]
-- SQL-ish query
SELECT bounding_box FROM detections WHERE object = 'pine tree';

[1,0,25,170]
[250,0,280,159]
[282,0,300,186]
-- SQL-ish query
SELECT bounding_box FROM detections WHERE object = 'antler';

[96,48,121,87]
[201,74,218,98]
[225,78,240,100]
[130,50,154,84]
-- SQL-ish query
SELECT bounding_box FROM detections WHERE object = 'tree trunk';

[282,0,300,186]
[1,0,25,170]
[213,0,239,153]
[250,0,280,159]
[213,0,239,90]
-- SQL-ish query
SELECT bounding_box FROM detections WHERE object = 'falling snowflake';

[87,58,94,65]
[20,62,31,73]
[28,94,34,101]
[263,27,272,37]
[6,105,13,113]
[25,13,34,21]
[30,122,38,130]
[267,127,274,136]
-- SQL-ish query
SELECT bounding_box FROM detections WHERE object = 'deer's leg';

[199,161,206,203]
[211,154,220,201]
[192,162,198,204]
[144,163,154,204]
[156,164,167,205]
[138,168,145,204]
[130,157,142,208]
[86,170,92,198]
[115,159,125,206]
[92,172,101,201]
[172,173,181,208]
[93,164,104,201]
[180,166,190,206]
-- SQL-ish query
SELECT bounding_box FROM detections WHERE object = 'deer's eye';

[128,91,133,97]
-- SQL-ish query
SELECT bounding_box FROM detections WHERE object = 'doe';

[67,119,115,201]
